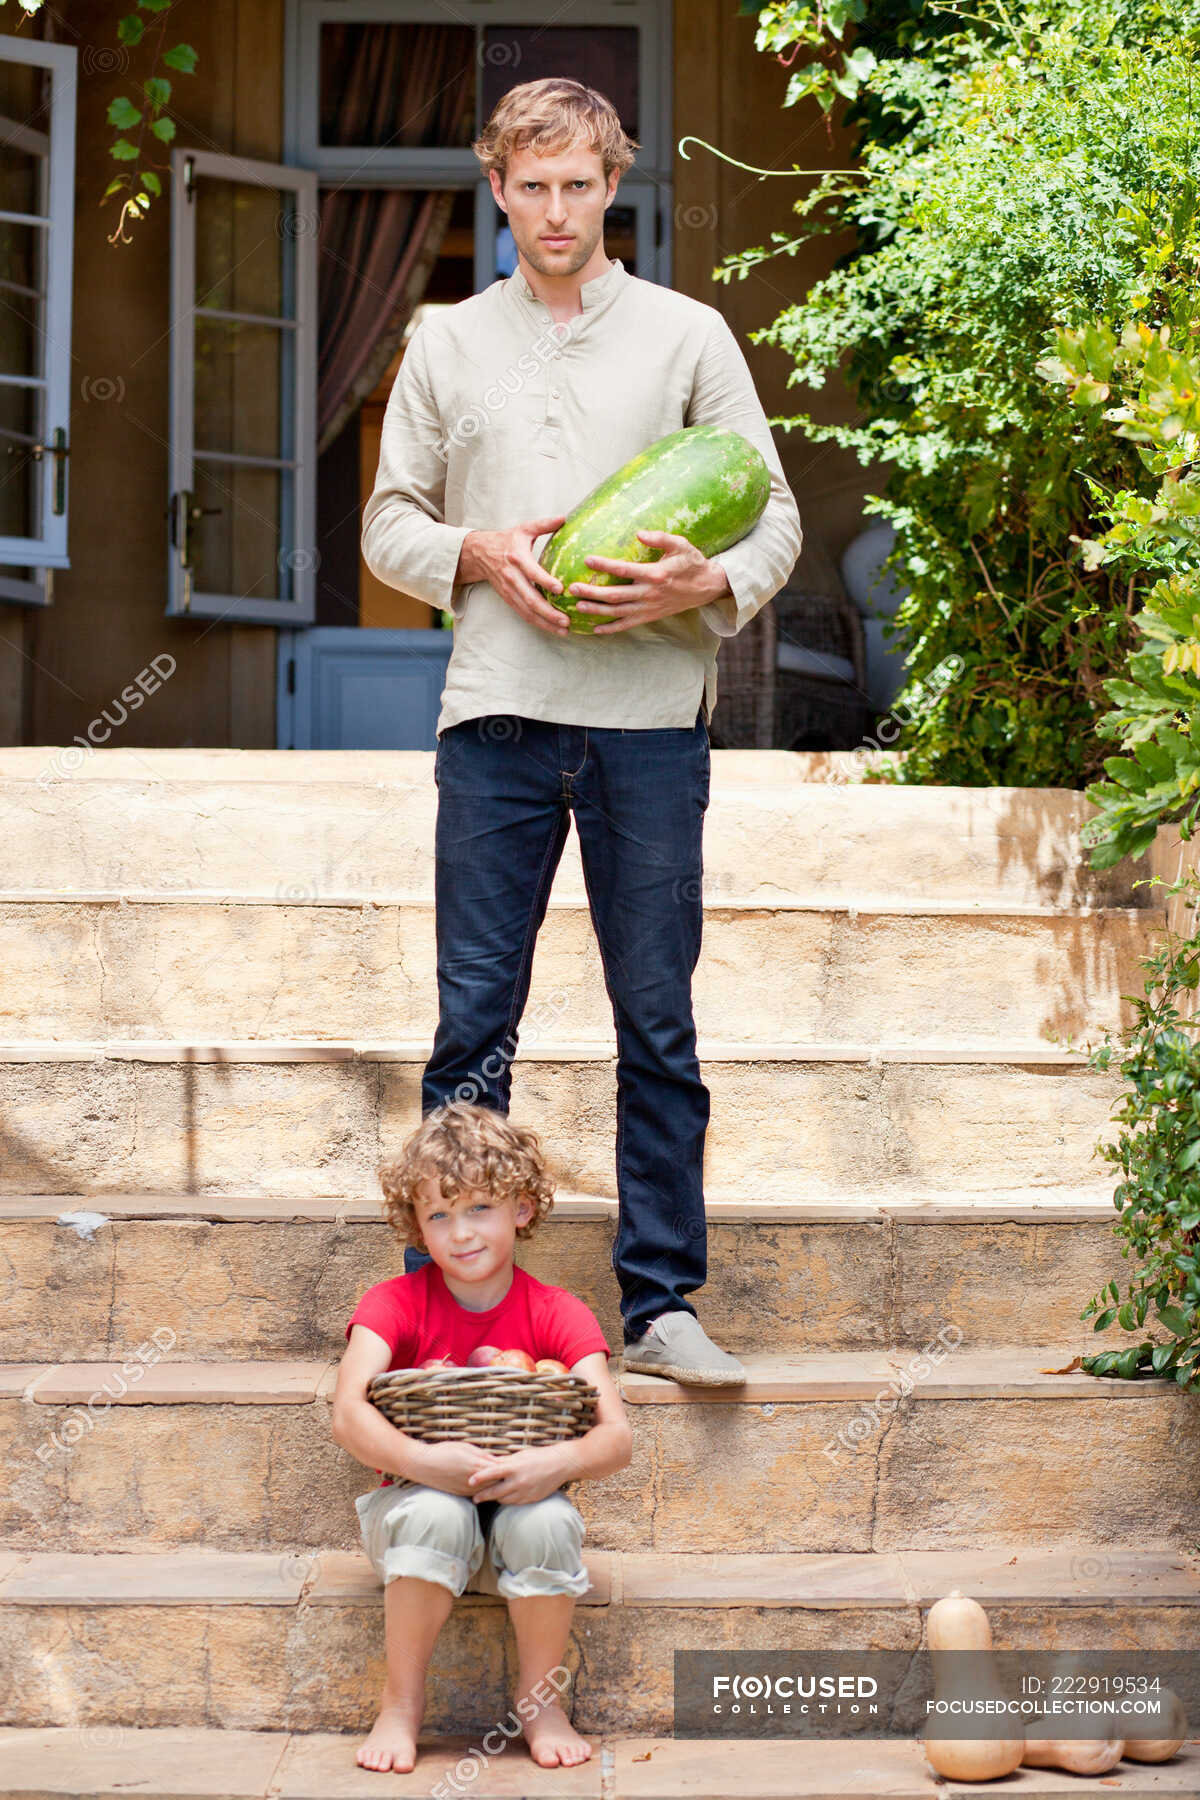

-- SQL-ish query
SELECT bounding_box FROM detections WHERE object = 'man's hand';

[464,1442,575,1506]
[568,529,732,633]
[457,515,571,635]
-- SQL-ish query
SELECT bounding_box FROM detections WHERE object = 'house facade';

[0,0,873,751]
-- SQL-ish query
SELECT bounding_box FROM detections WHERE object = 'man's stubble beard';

[509,214,605,281]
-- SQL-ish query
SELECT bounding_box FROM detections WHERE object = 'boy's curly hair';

[472,77,640,189]
[379,1101,556,1252]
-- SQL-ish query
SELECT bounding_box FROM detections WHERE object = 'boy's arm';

[331,1323,436,1484]
[555,1351,634,1482]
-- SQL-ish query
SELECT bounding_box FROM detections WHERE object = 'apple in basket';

[492,1348,538,1371]
[536,1359,570,1375]
[419,1357,456,1370]
[466,1345,503,1367]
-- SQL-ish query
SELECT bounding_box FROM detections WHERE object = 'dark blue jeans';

[404,707,711,1346]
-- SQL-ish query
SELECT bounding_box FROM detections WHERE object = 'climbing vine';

[1,0,196,242]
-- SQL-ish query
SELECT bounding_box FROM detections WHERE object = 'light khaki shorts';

[355,1481,591,1600]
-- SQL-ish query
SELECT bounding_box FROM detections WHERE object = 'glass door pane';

[0,37,76,578]
[169,150,318,621]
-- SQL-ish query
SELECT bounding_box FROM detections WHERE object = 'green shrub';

[721,8,1198,782]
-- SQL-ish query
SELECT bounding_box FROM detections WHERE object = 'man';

[361,77,804,1384]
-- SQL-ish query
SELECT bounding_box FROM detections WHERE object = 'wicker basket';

[368,1365,600,1492]
[710,589,873,750]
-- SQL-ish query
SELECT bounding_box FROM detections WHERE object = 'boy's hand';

[414,1439,507,1497]
[465,1443,574,1506]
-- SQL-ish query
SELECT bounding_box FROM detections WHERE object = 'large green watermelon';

[536,425,771,634]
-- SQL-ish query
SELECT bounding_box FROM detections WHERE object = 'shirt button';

[550,388,560,399]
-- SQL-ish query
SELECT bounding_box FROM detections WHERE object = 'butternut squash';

[920,1591,1025,1781]
[1122,1687,1188,1761]
[1021,1729,1124,1774]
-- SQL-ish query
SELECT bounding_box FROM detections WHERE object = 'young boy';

[332,1100,633,1775]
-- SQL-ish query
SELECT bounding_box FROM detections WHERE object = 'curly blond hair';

[379,1101,556,1252]
[472,77,640,188]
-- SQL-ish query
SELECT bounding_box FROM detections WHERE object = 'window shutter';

[0,33,77,589]
[167,147,318,622]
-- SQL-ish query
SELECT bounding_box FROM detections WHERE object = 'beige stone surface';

[619,1552,912,1606]
[0,1397,361,1553]
[0,1184,1125,1218]
[0,1550,27,1590]
[620,1351,903,1402]
[895,1544,1200,1603]
[949,1745,1200,1794]
[0,1052,1126,1199]
[0,1550,310,1604]
[8,1361,1199,1555]
[28,1361,331,1404]
[2,1725,1197,1800]
[305,1548,613,1607]
[0,1725,289,1796]
[0,1208,1140,1362]
[0,1365,43,1395]
[0,899,1158,1045]
[0,756,1182,1754]
[274,1731,603,1797]
[1,1552,1198,1734]
[0,756,1148,907]
[615,1737,938,1799]
[872,1397,1200,1551]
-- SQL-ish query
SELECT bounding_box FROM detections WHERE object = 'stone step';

[0,1188,1132,1361]
[0,1042,1122,1199]
[0,898,1158,1045]
[0,748,1147,907]
[6,1352,1198,1556]
[1,1547,1196,1740]
[3,1727,1199,1800]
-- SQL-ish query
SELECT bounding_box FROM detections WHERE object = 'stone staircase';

[1,745,1199,1798]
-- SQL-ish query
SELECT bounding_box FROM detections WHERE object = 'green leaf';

[106,96,142,130]
[1114,1344,1149,1378]
[162,42,198,73]
[150,116,176,143]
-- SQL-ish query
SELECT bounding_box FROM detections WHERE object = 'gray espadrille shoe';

[621,1311,747,1386]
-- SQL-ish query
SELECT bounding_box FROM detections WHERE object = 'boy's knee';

[490,1491,585,1577]
[391,1485,479,1558]
[360,1484,485,1598]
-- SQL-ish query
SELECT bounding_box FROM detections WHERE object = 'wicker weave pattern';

[711,589,871,750]
[367,1366,600,1492]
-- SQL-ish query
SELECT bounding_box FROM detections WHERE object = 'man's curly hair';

[379,1101,556,1252]
[472,76,639,189]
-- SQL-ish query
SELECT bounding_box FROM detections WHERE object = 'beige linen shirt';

[361,257,804,735]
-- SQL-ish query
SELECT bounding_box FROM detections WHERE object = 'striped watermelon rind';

[535,425,771,635]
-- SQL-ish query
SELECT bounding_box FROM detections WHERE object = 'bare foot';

[521,1696,592,1767]
[357,1691,423,1772]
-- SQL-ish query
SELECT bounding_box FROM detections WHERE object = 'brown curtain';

[317,22,476,453]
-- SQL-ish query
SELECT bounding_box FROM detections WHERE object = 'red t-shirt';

[345,1261,612,1487]
[346,1259,611,1367]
